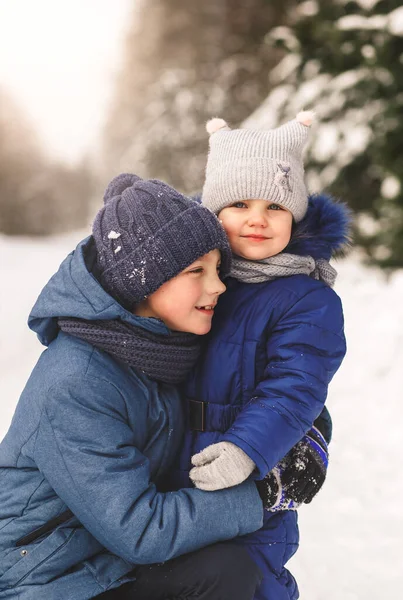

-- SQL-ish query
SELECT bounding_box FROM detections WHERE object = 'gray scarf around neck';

[58,318,201,384]
[230,253,337,287]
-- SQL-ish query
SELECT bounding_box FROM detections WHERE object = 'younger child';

[174,112,350,599]
[0,174,269,600]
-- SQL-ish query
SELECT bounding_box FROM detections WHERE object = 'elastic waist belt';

[188,399,241,432]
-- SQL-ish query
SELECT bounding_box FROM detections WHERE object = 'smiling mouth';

[242,235,270,241]
[195,304,216,314]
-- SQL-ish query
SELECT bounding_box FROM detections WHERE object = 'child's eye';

[187,267,204,275]
[231,201,248,209]
[268,203,283,211]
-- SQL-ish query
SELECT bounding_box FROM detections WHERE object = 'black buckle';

[189,399,207,432]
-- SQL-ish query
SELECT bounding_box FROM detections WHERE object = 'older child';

[174,113,350,599]
[0,174,267,600]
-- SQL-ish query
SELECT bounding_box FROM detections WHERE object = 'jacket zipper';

[15,509,74,547]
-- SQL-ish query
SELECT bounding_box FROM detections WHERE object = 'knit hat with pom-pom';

[202,111,314,222]
[92,173,231,310]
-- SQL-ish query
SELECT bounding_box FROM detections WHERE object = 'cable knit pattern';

[230,253,337,287]
[58,318,201,384]
[92,173,232,310]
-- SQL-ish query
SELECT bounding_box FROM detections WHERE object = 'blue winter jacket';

[168,195,349,599]
[0,237,263,600]
[174,193,349,483]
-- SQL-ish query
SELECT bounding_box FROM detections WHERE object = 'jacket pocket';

[0,527,79,590]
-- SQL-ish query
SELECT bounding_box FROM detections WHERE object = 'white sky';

[0,0,133,163]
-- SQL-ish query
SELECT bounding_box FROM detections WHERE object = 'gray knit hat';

[202,111,314,222]
[92,173,231,310]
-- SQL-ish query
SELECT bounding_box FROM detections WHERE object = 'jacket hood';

[285,193,352,261]
[29,236,169,347]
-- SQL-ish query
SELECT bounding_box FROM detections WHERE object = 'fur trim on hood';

[285,193,352,261]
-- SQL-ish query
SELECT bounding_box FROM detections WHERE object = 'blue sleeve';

[221,286,346,478]
[34,376,263,564]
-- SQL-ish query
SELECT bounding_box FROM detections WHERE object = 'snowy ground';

[1,231,402,598]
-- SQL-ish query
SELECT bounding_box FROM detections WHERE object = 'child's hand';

[190,442,256,491]
[255,426,329,511]
[279,425,329,505]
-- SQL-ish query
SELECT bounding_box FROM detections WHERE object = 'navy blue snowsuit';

[170,194,349,599]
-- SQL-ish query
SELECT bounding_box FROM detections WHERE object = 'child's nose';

[209,273,226,296]
[247,210,267,226]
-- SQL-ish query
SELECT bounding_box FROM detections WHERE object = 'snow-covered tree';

[247,0,403,268]
[102,0,294,194]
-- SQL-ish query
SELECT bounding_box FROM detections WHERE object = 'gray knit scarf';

[230,253,337,287]
[58,318,201,384]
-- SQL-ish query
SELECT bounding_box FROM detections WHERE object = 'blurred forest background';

[2,0,403,268]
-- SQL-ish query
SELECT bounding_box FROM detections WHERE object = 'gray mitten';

[190,442,256,490]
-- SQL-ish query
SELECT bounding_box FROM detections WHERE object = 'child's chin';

[188,321,212,336]
[170,319,212,335]
[243,249,275,260]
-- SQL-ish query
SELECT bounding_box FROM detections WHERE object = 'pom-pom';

[206,118,228,135]
[296,111,315,127]
[103,173,141,205]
